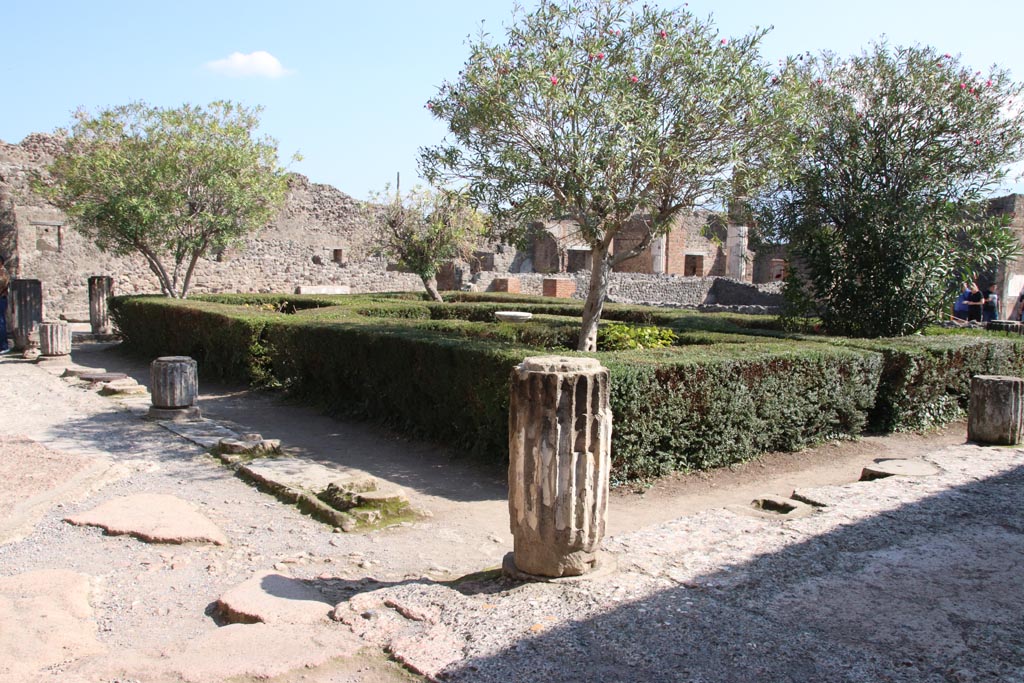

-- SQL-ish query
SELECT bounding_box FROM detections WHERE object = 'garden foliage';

[110,293,1024,481]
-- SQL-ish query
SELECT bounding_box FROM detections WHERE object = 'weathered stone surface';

[494,310,533,322]
[150,356,198,409]
[294,284,351,294]
[150,623,362,683]
[88,275,114,335]
[216,571,332,624]
[860,458,941,481]
[98,378,148,396]
[62,365,106,378]
[9,278,43,351]
[968,374,1024,445]
[39,320,71,356]
[64,493,228,545]
[508,355,611,577]
[0,570,105,680]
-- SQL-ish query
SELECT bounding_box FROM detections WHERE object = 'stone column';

[88,276,114,335]
[9,279,43,351]
[726,225,749,280]
[507,356,612,578]
[149,356,201,420]
[39,321,72,357]
[968,375,1024,445]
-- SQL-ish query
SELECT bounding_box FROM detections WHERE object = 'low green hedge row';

[109,293,1024,481]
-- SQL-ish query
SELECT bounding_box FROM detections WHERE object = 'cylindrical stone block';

[10,279,43,351]
[968,375,1024,445]
[88,276,114,335]
[508,355,612,577]
[150,356,198,409]
[39,321,72,356]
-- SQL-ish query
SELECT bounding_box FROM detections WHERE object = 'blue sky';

[3,0,1023,199]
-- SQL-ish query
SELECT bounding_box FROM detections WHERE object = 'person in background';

[0,256,9,354]
[983,284,1000,323]
[953,282,971,321]
[966,282,985,322]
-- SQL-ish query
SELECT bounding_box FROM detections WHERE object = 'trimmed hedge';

[109,292,1024,482]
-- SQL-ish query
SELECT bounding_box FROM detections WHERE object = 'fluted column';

[508,355,612,577]
[149,356,201,420]
[39,321,72,357]
[88,276,114,335]
[10,279,43,351]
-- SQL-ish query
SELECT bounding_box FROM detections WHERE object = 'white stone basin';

[495,311,533,323]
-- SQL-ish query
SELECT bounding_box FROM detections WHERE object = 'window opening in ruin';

[333,248,345,264]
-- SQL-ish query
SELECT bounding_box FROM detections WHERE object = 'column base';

[502,551,617,583]
[147,406,202,422]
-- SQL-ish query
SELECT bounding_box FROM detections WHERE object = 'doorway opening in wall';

[684,254,704,277]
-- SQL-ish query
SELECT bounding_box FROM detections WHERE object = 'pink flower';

[659,30,667,38]
[588,53,595,61]
[974,139,981,145]
[944,53,951,58]
[426,102,433,110]
[551,76,559,85]
[720,38,727,45]
[597,52,605,60]
[986,80,993,87]
[960,83,967,89]
[630,75,639,83]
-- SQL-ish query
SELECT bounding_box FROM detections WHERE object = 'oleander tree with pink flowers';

[755,43,1024,337]
[421,0,784,351]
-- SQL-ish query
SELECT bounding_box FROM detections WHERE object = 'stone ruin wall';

[0,134,424,320]
[2,132,785,321]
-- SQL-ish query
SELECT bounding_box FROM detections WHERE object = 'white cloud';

[204,51,293,78]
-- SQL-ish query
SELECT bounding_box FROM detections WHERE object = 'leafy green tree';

[370,186,487,302]
[421,0,780,350]
[756,44,1024,337]
[36,101,290,298]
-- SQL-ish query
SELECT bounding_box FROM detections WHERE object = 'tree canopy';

[369,186,487,302]
[36,101,290,298]
[422,0,781,350]
[756,44,1024,336]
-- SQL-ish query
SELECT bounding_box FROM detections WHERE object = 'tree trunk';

[422,275,444,302]
[577,244,612,352]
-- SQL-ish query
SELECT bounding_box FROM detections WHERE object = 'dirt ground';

[0,338,996,682]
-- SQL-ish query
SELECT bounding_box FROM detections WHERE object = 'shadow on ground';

[440,463,1024,682]
[67,341,508,504]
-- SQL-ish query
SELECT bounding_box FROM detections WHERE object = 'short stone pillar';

[492,277,521,294]
[10,279,43,351]
[88,276,114,335]
[38,321,72,357]
[507,356,612,578]
[968,375,1024,445]
[148,356,201,420]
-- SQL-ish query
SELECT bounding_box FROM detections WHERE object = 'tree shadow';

[438,462,1024,682]
[68,340,508,504]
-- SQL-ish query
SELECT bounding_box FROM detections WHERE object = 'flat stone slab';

[159,419,238,447]
[77,371,129,383]
[294,285,351,295]
[860,459,942,481]
[216,571,332,624]
[241,457,365,494]
[65,493,228,545]
[62,366,106,378]
[0,570,105,680]
[98,379,149,396]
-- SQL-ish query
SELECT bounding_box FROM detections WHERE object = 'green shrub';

[109,292,1024,483]
[598,322,677,351]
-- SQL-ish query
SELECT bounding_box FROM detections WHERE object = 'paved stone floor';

[1,337,1022,682]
